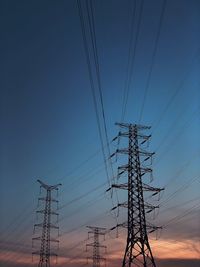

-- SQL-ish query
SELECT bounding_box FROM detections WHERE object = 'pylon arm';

[33,251,58,257]
[115,122,151,130]
[144,203,159,213]
[32,236,59,243]
[117,131,151,142]
[88,232,105,237]
[37,179,62,190]
[110,222,127,231]
[36,210,58,216]
[111,183,128,190]
[112,133,120,142]
[118,164,129,170]
[146,224,162,233]
[115,149,155,160]
[116,148,129,154]
[118,170,126,177]
[139,150,155,158]
[143,183,164,193]
[106,183,128,192]
[34,223,59,229]
[38,197,58,203]
[87,226,106,231]
[141,167,152,173]
[111,201,128,210]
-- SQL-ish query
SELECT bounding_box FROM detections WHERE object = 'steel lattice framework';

[108,123,164,267]
[32,180,61,267]
[86,226,107,267]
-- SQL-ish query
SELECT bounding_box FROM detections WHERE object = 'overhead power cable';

[77,0,111,187]
[138,0,167,123]
[77,0,119,223]
[85,0,115,180]
[121,0,144,121]
[163,203,200,228]
[151,49,200,133]
[154,107,200,166]
[159,176,200,208]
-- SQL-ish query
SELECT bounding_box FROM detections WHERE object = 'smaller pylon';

[32,179,61,267]
[86,226,107,267]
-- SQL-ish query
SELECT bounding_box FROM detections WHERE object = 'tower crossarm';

[144,202,159,213]
[32,251,57,256]
[139,150,155,159]
[117,165,128,177]
[115,122,151,130]
[111,183,128,190]
[87,226,106,231]
[118,164,129,171]
[111,201,128,210]
[106,183,128,192]
[34,223,59,229]
[146,224,162,233]
[111,149,155,159]
[110,222,127,231]
[140,167,152,174]
[142,183,164,194]
[32,236,59,243]
[37,179,62,191]
[38,197,59,203]
[36,209,59,216]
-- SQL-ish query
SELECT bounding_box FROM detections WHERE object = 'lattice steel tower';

[109,123,164,267]
[86,226,107,267]
[32,179,61,267]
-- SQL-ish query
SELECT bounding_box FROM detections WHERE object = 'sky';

[0,0,200,266]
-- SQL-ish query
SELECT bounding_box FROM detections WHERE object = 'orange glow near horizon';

[151,238,199,259]
[0,237,199,266]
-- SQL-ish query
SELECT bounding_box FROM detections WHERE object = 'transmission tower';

[108,123,164,267]
[32,179,61,267]
[86,226,107,267]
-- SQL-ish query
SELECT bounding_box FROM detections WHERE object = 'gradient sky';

[0,0,200,266]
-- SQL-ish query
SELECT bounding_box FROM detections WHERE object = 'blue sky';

[0,0,200,266]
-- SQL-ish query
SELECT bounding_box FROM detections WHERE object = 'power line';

[154,107,200,166]
[163,203,200,228]
[121,0,136,121]
[77,0,111,187]
[77,0,119,224]
[159,176,200,208]
[121,0,144,121]
[139,0,167,123]
[86,0,116,185]
[151,49,200,133]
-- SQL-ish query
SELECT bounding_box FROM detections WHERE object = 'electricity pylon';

[108,123,164,267]
[86,226,107,267]
[32,179,61,267]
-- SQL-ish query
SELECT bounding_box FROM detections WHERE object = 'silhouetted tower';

[108,123,164,267]
[32,179,61,267]
[86,226,107,267]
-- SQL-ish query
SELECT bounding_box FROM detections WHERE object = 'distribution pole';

[86,226,107,267]
[32,179,61,267]
[108,123,164,267]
